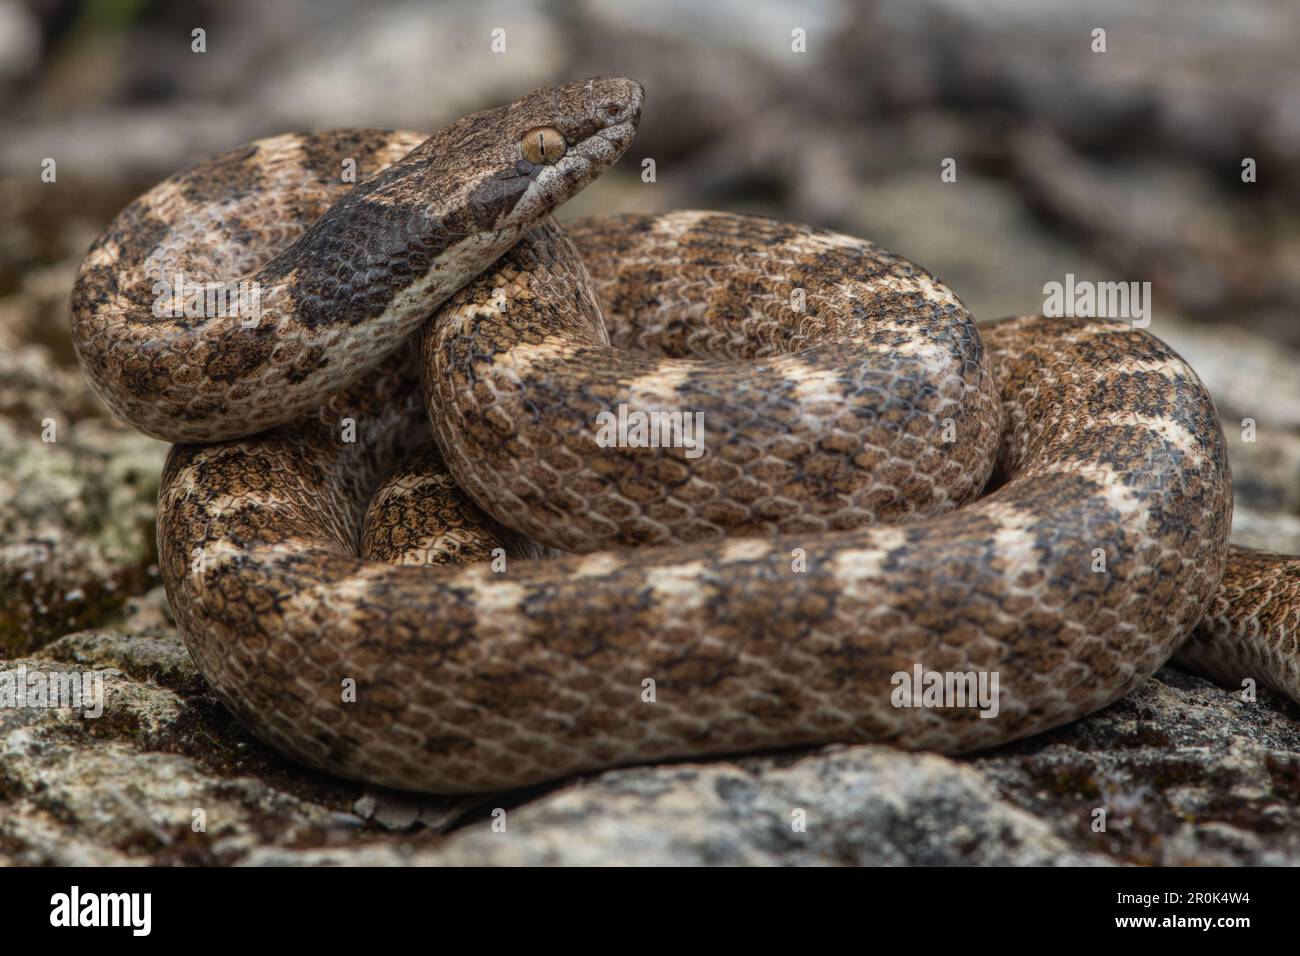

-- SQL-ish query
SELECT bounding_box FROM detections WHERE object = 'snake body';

[71,77,1300,793]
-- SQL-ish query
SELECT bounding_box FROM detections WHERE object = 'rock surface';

[0,336,167,654]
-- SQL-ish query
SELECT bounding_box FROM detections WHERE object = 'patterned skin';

[70,78,1297,793]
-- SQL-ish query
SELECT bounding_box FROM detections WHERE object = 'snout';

[586,75,643,129]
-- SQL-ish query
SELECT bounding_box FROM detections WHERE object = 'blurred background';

[1,0,1299,649]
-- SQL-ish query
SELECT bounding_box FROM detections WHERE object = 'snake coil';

[70,77,1300,792]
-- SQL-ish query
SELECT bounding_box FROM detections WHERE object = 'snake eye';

[520,126,566,165]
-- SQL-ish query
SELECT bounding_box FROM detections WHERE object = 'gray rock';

[0,0,39,84]
[976,671,1300,867]
[1157,319,1300,522]
[425,747,1110,866]
[0,411,167,654]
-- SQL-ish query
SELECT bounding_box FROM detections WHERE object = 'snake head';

[385,76,643,239]
[485,75,643,231]
[509,74,644,181]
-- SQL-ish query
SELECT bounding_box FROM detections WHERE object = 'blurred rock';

[1232,509,1300,555]
[0,414,165,654]
[0,328,166,653]
[1156,318,1300,524]
[0,0,39,85]
[260,0,564,131]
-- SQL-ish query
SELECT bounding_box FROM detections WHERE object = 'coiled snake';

[70,77,1300,793]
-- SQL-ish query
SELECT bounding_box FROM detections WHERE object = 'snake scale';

[70,77,1300,793]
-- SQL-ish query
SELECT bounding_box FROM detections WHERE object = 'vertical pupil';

[522,127,563,163]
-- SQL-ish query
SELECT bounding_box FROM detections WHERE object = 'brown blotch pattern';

[154,215,1277,794]
[71,81,1295,794]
